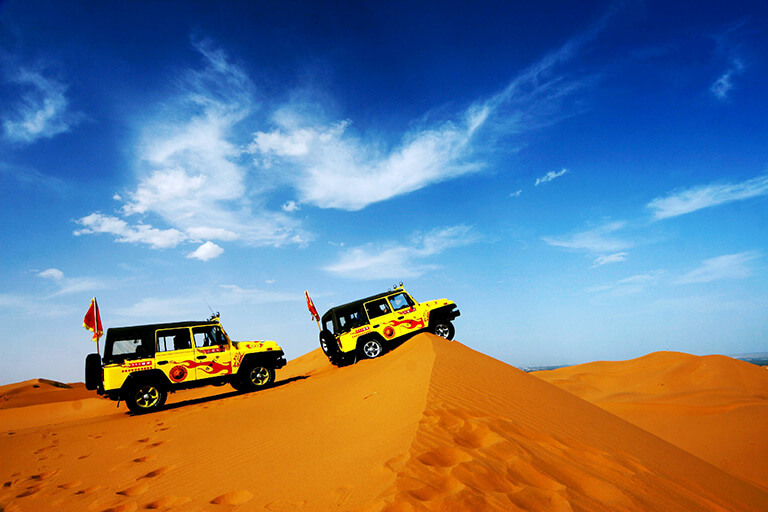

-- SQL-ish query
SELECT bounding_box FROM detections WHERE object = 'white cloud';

[246,23,602,211]
[592,252,628,267]
[675,252,759,284]
[76,40,306,252]
[74,212,187,249]
[325,225,476,280]
[647,173,768,220]
[543,221,631,254]
[2,67,82,143]
[510,190,522,198]
[282,201,300,212]
[38,268,64,280]
[187,241,224,261]
[535,168,568,186]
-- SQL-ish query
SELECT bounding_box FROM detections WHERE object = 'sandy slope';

[534,351,768,490]
[1,336,766,511]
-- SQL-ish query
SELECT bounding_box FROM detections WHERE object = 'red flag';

[305,290,320,322]
[83,297,103,342]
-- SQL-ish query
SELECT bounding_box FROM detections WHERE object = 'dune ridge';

[1,335,766,511]
[535,351,768,490]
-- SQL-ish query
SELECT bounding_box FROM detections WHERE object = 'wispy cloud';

[543,221,631,254]
[2,66,82,143]
[647,173,768,220]
[592,252,628,267]
[711,57,745,100]
[675,251,760,284]
[36,268,106,296]
[116,284,297,318]
[74,212,187,249]
[325,225,476,280]
[246,12,611,212]
[588,272,660,296]
[535,168,568,186]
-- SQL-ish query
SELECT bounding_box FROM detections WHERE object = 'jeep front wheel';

[360,338,384,359]
[242,365,275,391]
[125,382,167,414]
[432,321,455,340]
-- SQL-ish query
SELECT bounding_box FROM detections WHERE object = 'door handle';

[397,316,404,320]
[196,355,206,360]
[157,361,169,366]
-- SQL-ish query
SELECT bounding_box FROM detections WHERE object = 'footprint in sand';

[59,480,83,490]
[211,490,254,505]
[145,496,191,509]
[132,454,157,463]
[117,482,149,497]
[101,500,138,512]
[141,466,174,479]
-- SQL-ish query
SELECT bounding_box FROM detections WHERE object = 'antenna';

[203,299,220,320]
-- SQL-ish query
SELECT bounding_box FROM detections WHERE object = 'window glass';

[388,293,413,311]
[365,298,391,320]
[336,307,365,334]
[157,328,192,352]
[112,338,142,356]
[193,325,226,348]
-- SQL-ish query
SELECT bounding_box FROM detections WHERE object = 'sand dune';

[535,351,768,491]
[1,336,766,511]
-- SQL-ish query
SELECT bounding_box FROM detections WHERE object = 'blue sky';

[1,1,767,384]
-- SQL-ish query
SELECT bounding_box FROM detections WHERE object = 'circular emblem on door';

[383,326,395,339]
[169,365,188,382]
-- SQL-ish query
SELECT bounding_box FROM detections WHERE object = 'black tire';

[319,329,336,358]
[359,338,384,359]
[124,381,167,414]
[432,320,455,340]
[241,365,275,391]
[84,353,102,391]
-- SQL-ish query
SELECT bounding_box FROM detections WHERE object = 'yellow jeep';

[84,315,286,413]
[318,286,460,366]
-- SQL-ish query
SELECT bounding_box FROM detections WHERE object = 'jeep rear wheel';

[360,338,384,359]
[432,321,455,340]
[242,365,275,391]
[125,382,167,414]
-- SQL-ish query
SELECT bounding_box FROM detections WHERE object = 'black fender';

[428,304,460,328]
[238,351,286,376]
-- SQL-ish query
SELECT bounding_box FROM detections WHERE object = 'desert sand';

[1,335,766,511]
[534,350,768,491]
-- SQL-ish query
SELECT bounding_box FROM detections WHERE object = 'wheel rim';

[320,339,329,355]
[363,340,381,358]
[249,367,270,386]
[135,385,160,409]
[434,323,450,338]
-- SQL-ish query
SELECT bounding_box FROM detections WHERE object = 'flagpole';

[94,297,101,356]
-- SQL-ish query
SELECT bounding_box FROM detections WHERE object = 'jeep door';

[191,324,233,380]
[155,327,197,385]
[386,292,425,337]
[364,297,402,342]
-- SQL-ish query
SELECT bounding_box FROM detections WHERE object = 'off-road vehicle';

[84,315,286,413]
[318,285,460,366]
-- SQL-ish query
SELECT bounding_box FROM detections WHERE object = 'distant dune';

[534,350,768,491]
[1,335,767,511]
